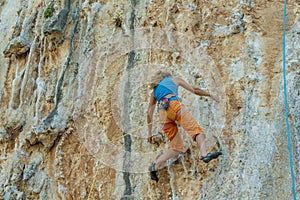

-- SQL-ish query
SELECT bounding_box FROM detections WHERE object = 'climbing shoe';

[148,163,158,182]
[201,152,222,163]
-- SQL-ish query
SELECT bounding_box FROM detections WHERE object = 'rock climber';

[147,70,222,182]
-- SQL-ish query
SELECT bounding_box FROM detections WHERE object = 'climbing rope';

[282,1,297,199]
[87,157,101,200]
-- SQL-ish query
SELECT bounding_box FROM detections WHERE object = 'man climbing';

[147,70,222,182]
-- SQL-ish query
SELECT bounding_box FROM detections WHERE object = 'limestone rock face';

[0,0,299,199]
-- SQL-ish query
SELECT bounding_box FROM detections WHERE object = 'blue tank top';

[154,77,179,101]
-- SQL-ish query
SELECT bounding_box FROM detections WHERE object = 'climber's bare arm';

[147,92,156,143]
[172,77,219,102]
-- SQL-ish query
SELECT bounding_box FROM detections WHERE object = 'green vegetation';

[114,13,123,28]
[44,3,54,19]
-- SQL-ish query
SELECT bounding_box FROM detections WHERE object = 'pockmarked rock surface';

[0,0,299,199]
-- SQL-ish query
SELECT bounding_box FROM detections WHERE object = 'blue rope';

[282,1,297,199]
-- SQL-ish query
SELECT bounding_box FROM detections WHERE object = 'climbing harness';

[282,1,297,199]
[157,94,176,112]
[156,94,182,112]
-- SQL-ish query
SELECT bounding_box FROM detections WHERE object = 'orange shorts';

[159,100,204,152]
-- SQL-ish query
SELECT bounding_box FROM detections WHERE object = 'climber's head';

[149,70,172,89]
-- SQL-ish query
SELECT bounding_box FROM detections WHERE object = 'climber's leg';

[154,131,184,170]
[155,149,180,170]
[195,133,207,157]
[174,103,222,163]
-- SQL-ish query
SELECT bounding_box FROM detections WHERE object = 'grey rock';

[4,110,25,133]
[230,11,245,34]
[27,172,47,194]
[0,130,12,143]
[23,162,38,181]
[43,6,70,42]
[4,185,25,200]
[3,36,30,57]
